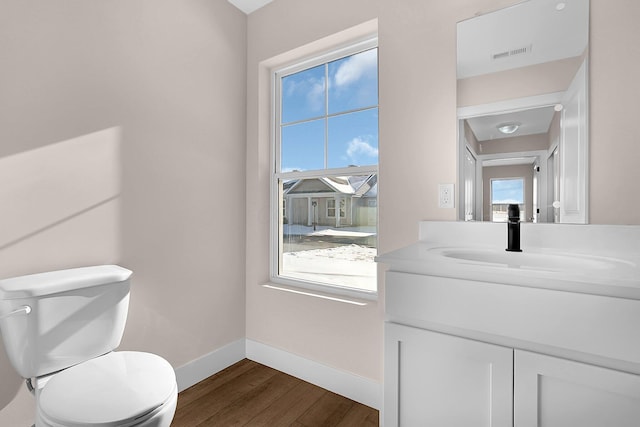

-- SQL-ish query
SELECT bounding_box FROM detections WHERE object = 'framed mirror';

[456,0,589,223]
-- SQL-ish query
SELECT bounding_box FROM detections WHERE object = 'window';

[491,178,525,222]
[327,199,346,218]
[272,38,378,294]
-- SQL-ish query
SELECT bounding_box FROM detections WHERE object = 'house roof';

[353,174,377,198]
[285,174,377,197]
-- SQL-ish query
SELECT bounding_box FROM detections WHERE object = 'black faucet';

[506,204,522,252]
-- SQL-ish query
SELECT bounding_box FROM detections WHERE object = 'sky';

[280,48,378,172]
[492,178,525,204]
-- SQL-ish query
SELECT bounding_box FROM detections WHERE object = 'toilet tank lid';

[0,265,132,300]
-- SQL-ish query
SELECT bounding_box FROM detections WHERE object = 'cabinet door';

[514,350,640,427]
[385,323,513,427]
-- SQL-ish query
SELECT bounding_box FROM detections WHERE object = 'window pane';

[491,178,525,222]
[328,48,378,115]
[492,178,524,204]
[281,64,326,124]
[279,174,377,292]
[328,108,378,168]
[281,119,325,172]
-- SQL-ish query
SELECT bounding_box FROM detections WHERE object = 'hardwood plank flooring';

[171,359,379,427]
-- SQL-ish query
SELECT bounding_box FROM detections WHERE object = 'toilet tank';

[0,265,132,378]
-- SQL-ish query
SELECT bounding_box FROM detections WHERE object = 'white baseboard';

[246,339,381,410]
[173,338,381,410]
[174,338,246,392]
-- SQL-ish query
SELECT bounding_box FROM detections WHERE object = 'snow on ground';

[308,228,375,238]
[282,244,377,292]
[283,224,376,237]
[280,225,377,291]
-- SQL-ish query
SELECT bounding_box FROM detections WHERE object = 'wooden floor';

[171,359,379,426]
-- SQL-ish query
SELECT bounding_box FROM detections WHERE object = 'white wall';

[244,0,518,390]
[457,55,584,107]
[245,0,383,385]
[1,0,638,423]
[590,0,640,224]
[245,0,640,401]
[0,1,247,424]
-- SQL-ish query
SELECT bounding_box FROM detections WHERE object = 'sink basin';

[376,222,640,300]
[438,248,622,272]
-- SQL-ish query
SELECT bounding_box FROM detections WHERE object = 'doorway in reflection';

[460,104,560,223]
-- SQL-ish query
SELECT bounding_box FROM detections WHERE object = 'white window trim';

[269,36,379,300]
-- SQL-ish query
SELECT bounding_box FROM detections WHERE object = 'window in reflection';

[491,178,525,222]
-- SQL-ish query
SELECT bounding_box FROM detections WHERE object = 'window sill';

[262,278,377,306]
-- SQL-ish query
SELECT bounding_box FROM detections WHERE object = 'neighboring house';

[283,175,377,228]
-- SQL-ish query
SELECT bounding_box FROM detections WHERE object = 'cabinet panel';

[514,350,640,427]
[385,323,513,427]
[385,271,640,366]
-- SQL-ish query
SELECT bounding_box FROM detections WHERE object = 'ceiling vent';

[492,45,532,60]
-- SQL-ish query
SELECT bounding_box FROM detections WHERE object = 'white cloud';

[347,137,378,159]
[306,80,325,112]
[284,76,325,113]
[334,49,377,88]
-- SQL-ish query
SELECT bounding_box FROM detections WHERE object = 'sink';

[376,221,640,300]
[437,248,622,272]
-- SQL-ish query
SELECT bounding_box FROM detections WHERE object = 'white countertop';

[376,221,640,300]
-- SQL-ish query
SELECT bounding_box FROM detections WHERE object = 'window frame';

[269,37,379,299]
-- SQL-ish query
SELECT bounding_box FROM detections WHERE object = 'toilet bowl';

[35,352,177,427]
[0,265,178,427]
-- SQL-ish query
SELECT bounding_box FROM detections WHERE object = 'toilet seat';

[38,351,177,427]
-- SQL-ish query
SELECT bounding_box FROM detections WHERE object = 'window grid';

[271,37,379,296]
[274,38,378,176]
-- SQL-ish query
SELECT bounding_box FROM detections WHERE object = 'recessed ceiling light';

[497,123,520,134]
[556,2,566,11]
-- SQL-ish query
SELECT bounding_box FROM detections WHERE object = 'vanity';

[377,221,640,427]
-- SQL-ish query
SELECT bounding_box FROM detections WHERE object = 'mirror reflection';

[457,0,589,223]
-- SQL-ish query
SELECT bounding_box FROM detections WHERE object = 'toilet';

[0,265,178,427]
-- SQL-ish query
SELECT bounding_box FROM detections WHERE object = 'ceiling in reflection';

[466,106,556,141]
[457,0,589,79]
[227,0,273,14]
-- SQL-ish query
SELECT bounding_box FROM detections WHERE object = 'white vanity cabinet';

[385,323,513,426]
[514,350,640,427]
[382,270,640,427]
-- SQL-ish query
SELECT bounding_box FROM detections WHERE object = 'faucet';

[506,204,522,252]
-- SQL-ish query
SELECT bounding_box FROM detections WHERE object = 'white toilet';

[0,265,178,427]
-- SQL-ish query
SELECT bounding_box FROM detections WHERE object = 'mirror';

[456,0,589,223]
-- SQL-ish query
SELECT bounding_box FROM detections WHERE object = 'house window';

[272,38,378,294]
[327,199,345,218]
[491,178,525,222]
